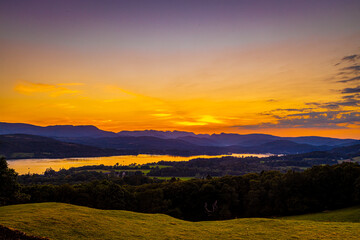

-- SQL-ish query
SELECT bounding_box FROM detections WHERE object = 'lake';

[8,153,271,175]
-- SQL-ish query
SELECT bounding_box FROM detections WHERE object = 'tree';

[0,157,23,205]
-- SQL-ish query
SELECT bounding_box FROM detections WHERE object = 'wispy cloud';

[198,115,223,124]
[14,81,82,97]
[341,54,360,62]
[342,86,360,94]
[104,85,167,105]
[337,76,360,83]
[176,115,223,126]
[151,113,172,117]
[234,111,360,129]
[341,65,360,72]
[105,85,147,98]
[335,52,360,83]
[176,121,208,126]
[336,54,360,65]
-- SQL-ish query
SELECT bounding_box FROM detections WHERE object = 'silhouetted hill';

[0,134,122,159]
[176,136,219,146]
[246,140,333,154]
[63,136,338,155]
[329,143,360,156]
[61,136,227,156]
[284,136,358,146]
[117,130,196,139]
[1,122,358,157]
[205,133,281,146]
[0,122,117,138]
[1,122,358,148]
[116,131,358,147]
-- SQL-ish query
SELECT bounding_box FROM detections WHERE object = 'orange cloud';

[176,115,223,126]
[198,115,223,124]
[14,81,81,97]
[151,113,172,117]
[176,121,208,126]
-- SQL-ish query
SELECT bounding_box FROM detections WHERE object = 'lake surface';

[8,153,271,175]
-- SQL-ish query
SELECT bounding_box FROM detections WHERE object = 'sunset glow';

[1,0,360,138]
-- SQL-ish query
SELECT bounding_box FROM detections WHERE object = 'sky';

[1,0,360,138]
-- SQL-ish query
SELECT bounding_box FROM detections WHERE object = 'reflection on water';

[8,153,271,175]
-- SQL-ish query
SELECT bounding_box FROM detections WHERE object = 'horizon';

[1,0,360,139]
[2,121,359,140]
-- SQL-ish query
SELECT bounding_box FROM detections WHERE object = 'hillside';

[0,122,117,138]
[282,206,360,222]
[59,136,340,155]
[0,203,359,240]
[0,134,123,159]
[2,122,358,148]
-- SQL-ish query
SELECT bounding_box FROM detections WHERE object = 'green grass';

[282,206,360,222]
[1,203,360,240]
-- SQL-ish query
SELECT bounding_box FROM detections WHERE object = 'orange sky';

[1,1,360,139]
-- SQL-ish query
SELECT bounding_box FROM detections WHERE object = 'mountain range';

[0,122,359,159]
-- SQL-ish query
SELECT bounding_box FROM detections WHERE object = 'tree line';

[1,157,360,221]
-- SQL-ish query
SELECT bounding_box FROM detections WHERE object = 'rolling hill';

[1,122,359,158]
[49,136,338,156]
[0,134,123,159]
[1,122,358,147]
[0,122,117,138]
[282,206,360,222]
[1,133,359,159]
[117,130,196,139]
[0,203,359,240]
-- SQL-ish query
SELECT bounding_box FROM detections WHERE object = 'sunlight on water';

[8,153,270,175]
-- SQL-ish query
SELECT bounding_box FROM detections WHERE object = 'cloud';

[105,85,166,104]
[342,94,360,100]
[176,121,208,126]
[175,115,223,126]
[274,107,314,112]
[306,99,360,109]
[198,115,223,124]
[57,83,84,86]
[234,111,360,129]
[342,86,360,94]
[151,113,172,117]
[235,51,360,130]
[333,53,360,89]
[106,86,145,98]
[341,54,360,62]
[335,54,359,66]
[14,81,81,97]
[338,76,360,83]
[336,65,360,83]
[342,65,360,72]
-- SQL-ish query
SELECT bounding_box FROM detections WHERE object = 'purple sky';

[1,0,360,52]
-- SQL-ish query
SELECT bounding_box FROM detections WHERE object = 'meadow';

[0,203,359,240]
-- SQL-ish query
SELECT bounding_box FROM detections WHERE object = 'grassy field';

[0,203,360,239]
[282,206,360,222]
